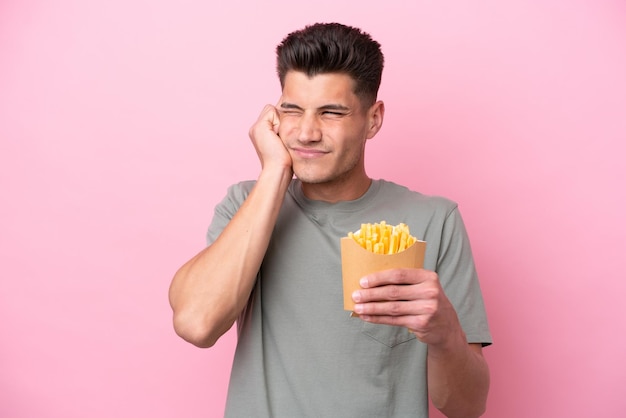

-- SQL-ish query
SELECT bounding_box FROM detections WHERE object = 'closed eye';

[319,104,349,117]
[279,103,303,115]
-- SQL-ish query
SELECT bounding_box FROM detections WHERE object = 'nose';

[297,113,322,143]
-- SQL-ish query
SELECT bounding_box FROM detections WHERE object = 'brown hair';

[276,23,384,107]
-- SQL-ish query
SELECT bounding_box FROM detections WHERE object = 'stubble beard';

[292,152,364,187]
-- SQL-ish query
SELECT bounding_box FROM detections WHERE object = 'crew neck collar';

[289,179,382,212]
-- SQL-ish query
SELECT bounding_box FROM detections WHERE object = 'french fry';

[348,222,417,254]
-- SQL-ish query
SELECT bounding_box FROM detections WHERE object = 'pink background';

[2,1,625,417]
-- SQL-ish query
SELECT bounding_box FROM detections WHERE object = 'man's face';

[277,71,382,192]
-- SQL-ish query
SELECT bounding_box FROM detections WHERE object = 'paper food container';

[340,237,426,311]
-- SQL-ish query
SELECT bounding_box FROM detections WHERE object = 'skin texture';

[277,71,384,202]
[169,70,489,418]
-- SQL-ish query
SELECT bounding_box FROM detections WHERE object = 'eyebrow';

[280,102,350,112]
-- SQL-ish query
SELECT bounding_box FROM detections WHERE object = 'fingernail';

[353,304,363,314]
[359,277,368,288]
[352,291,361,302]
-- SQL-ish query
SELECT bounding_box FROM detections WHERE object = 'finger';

[357,312,435,336]
[354,299,437,317]
[357,314,412,329]
[354,300,414,316]
[256,105,280,134]
[352,283,418,303]
[274,98,285,134]
[259,104,275,117]
[360,268,435,289]
[271,111,280,134]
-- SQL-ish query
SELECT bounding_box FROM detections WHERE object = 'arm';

[352,269,490,417]
[168,105,292,348]
[428,340,489,418]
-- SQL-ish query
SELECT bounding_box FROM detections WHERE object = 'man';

[169,23,491,418]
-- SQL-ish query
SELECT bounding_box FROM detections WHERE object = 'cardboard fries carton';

[340,237,426,311]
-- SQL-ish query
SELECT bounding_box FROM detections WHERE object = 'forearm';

[428,338,490,418]
[169,166,292,347]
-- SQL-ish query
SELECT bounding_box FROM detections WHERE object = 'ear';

[366,100,385,139]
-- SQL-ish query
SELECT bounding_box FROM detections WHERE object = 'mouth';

[291,147,329,159]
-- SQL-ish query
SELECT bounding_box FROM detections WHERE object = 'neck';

[300,175,372,203]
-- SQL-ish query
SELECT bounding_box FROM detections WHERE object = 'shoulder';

[223,180,257,203]
[376,179,458,215]
[228,179,257,194]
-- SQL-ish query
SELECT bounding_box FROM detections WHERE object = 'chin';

[294,174,323,184]
[293,170,330,185]
[294,163,359,186]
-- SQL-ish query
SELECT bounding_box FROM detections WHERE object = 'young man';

[169,23,491,418]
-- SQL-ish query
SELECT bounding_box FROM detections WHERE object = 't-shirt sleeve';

[206,181,256,246]
[436,206,492,346]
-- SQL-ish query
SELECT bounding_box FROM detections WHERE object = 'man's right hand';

[170,105,294,348]
[249,104,293,173]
